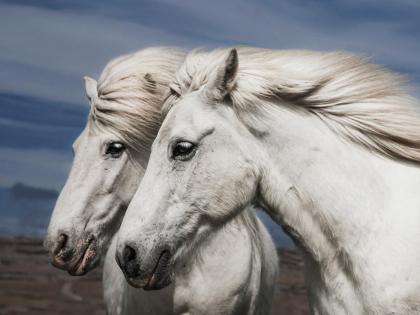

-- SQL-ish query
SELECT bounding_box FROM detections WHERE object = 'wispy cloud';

[1,0,419,105]
[0,3,195,104]
[0,93,87,150]
[153,0,420,84]
[0,148,71,189]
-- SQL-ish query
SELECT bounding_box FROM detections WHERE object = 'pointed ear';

[84,76,98,103]
[205,48,238,101]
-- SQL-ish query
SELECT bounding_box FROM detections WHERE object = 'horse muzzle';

[48,233,99,276]
[115,244,173,290]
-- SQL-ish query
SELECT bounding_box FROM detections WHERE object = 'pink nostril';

[51,234,71,269]
[53,234,68,255]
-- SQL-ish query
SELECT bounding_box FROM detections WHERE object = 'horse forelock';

[88,47,186,151]
[172,46,420,165]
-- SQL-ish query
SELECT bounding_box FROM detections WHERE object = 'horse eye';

[172,141,196,161]
[106,142,125,158]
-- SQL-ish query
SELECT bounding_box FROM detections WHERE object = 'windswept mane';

[88,47,185,151]
[171,47,420,164]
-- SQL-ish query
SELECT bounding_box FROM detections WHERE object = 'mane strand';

[171,46,420,165]
[88,47,186,152]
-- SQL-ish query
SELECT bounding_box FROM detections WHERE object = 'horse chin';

[68,240,99,276]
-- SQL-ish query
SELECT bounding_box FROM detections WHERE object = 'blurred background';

[0,1,419,314]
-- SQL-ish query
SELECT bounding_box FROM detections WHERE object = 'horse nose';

[116,244,140,278]
[51,233,72,269]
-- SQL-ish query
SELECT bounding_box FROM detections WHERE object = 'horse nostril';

[123,245,136,263]
[53,233,68,255]
[51,233,72,269]
[119,245,139,278]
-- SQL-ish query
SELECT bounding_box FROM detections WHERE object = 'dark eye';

[106,142,125,158]
[172,141,196,161]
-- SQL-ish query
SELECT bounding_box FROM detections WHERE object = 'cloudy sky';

[1,0,420,190]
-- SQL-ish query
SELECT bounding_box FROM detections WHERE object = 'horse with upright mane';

[45,47,279,315]
[117,46,420,315]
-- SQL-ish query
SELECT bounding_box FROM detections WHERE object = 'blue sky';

[1,0,420,190]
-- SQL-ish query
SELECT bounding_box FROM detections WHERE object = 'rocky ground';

[0,238,309,315]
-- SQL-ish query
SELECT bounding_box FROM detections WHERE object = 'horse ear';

[84,76,98,104]
[205,48,238,101]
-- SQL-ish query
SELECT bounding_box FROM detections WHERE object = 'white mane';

[171,47,420,164]
[88,47,186,151]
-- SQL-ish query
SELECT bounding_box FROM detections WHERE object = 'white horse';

[116,46,420,315]
[44,47,279,315]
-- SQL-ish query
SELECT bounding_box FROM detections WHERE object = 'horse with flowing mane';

[44,47,279,315]
[117,46,420,315]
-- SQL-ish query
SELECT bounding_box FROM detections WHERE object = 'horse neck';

[251,105,420,313]
[173,206,274,314]
[179,206,264,277]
